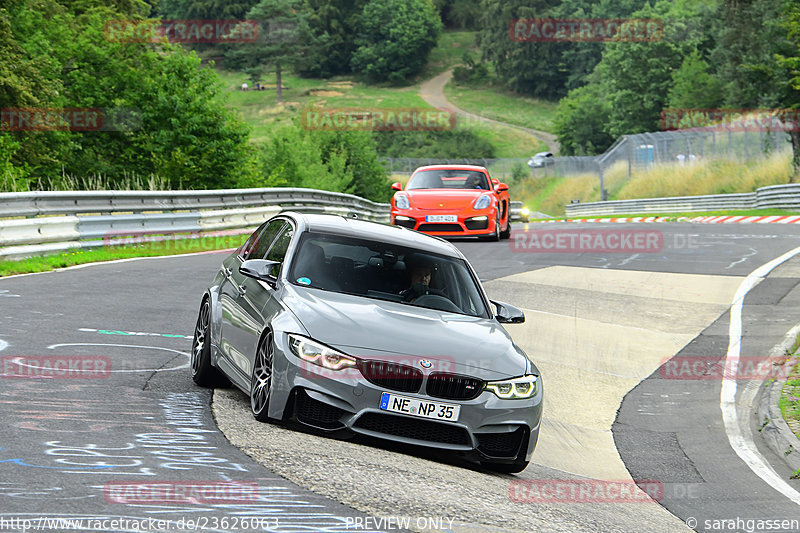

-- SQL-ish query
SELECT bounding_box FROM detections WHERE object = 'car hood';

[405,189,486,211]
[282,285,529,380]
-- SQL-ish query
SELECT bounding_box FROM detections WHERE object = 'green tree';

[553,82,614,155]
[776,0,800,178]
[158,0,259,18]
[225,0,312,102]
[712,0,792,108]
[599,0,716,137]
[248,124,389,202]
[435,0,482,30]
[2,0,252,189]
[476,0,564,99]
[350,0,442,83]
[667,49,724,109]
[296,0,367,78]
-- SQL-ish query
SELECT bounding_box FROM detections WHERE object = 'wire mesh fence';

[381,126,793,185]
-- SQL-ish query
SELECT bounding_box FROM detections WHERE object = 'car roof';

[412,164,489,173]
[281,212,464,258]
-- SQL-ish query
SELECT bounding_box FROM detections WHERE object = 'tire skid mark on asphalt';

[721,244,800,506]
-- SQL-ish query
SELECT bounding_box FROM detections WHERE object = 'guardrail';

[0,188,391,260]
[564,183,800,217]
[0,189,528,260]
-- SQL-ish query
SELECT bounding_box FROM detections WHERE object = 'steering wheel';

[412,294,461,313]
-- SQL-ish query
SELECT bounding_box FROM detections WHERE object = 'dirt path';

[419,69,560,154]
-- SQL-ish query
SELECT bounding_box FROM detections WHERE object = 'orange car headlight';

[473,195,492,210]
[395,193,410,209]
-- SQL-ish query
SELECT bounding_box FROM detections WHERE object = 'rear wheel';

[250,331,274,422]
[191,299,229,387]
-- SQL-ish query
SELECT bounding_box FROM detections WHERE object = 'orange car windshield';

[407,170,490,190]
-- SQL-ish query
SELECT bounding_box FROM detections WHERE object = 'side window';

[238,223,266,258]
[241,220,285,260]
[265,225,295,275]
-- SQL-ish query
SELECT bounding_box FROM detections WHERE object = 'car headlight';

[395,193,410,210]
[288,334,356,370]
[485,375,539,399]
[473,195,492,210]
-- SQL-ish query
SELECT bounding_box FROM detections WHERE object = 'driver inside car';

[400,261,447,303]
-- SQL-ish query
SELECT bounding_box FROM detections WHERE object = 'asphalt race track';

[2,222,800,532]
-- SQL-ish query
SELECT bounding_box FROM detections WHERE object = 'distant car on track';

[191,212,542,473]
[527,152,554,168]
[390,165,511,241]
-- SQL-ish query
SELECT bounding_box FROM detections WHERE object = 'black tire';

[499,217,511,240]
[191,299,229,387]
[481,460,529,474]
[250,331,274,422]
[482,213,501,241]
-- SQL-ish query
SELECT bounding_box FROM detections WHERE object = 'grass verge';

[527,209,800,221]
[445,81,558,134]
[0,234,248,277]
[779,339,800,440]
[512,151,794,216]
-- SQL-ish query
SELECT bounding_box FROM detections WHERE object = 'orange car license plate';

[425,215,457,223]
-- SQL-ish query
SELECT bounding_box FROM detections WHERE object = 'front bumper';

[273,337,542,463]
[391,210,498,238]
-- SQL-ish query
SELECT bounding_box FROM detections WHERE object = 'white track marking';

[721,245,800,506]
[0,339,7,352]
[45,343,189,373]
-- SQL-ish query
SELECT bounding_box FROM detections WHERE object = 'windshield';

[288,232,488,317]
[407,169,490,191]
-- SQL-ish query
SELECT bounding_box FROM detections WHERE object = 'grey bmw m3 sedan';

[191,212,542,473]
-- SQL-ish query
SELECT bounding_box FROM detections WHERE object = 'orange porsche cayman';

[390,164,511,241]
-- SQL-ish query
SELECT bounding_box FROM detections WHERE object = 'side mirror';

[491,300,525,324]
[496,182,509,192]
[391,182,403,191]
[492,178,500,187]
[240,259,280,287]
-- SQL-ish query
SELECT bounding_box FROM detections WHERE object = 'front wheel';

[482,213,501,242]
[250,331,274,422]
[191,299,229,387]
[499,217,511,240]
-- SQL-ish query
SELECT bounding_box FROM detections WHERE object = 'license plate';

[425,215,457,223]
[379,392,460,421]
